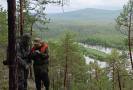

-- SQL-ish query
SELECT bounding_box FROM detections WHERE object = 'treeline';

[82,35,126,50]
[38,19,123,41]
[36,19,126,50]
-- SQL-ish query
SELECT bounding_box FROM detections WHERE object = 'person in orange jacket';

[29,38,50,90]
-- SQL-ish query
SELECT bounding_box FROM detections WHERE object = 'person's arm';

[17,55,28,69]
[28,50,37,60]
[17,46,30,69]
[40,48,49,59]
[27,52,34,79]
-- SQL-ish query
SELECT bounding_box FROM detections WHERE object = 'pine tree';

[48,32,88,90]
[106,49,132,90]
[116,0,133,70]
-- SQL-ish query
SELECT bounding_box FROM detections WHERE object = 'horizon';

[47,7,122,14]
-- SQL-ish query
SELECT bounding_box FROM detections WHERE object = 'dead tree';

[7,0,18,90]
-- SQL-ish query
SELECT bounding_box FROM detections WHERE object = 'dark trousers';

[34,65,50,90]
[35,72,50,90]
[18,69,29,90]
[24,70,29,90]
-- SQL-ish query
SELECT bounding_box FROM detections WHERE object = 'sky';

[0,0,129,13]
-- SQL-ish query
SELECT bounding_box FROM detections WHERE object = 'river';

[81,43,131,69]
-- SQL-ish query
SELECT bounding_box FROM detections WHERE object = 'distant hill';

[48,8,121,21]
[35,8,125,48]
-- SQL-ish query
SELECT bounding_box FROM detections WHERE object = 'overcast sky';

[0,0,129,13]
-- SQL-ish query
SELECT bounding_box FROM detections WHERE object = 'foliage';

[0,9,7,46]
[48,32,88,90]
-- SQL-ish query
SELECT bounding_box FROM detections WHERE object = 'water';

[80,43,110,68]
[79,43,112,54]
[80,43,111,68]
[84,56,107,68]
[81,43,132,69]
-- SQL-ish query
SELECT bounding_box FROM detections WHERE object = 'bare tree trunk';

[64,42,68,90]
[17,13,20,35]
[128,12,133,70]
[53,78,55,90]
[29,22,34,79]
[20,0,24,36]
[89,74,93,90]
[95,67,101,90]
[117,69,122,90]
[7,0,18,90]
[30,22,34,36]
[56,72,59,90]
[112,64,115,90]
[64,55,68,90]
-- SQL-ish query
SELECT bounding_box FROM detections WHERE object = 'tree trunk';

[95,67,101,90]
[64,42,68,90]
[89,74,93,90]
[20,0,24,36]
[112,64,115,90]
[7,0,18,90]
[64,55,68,90]
[117,69,122,90]
[128,12,133,70]
[30,22,34,36]
[53,78,55,90]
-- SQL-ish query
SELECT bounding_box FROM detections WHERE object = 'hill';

[35,8,125,49]
[48,8,121,21]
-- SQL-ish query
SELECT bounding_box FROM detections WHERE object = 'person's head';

[40,40,45,46]
[21,33,31,47]
[33,37,42,48]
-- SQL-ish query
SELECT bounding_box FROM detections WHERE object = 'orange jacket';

[31,43,48,53]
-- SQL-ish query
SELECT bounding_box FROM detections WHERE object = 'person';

[17,33,31,90]
[29,38,50,90]
[3,33,31,90]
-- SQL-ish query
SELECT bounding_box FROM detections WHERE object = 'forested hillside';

[48,8,121,21]
[35,8,126,49]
